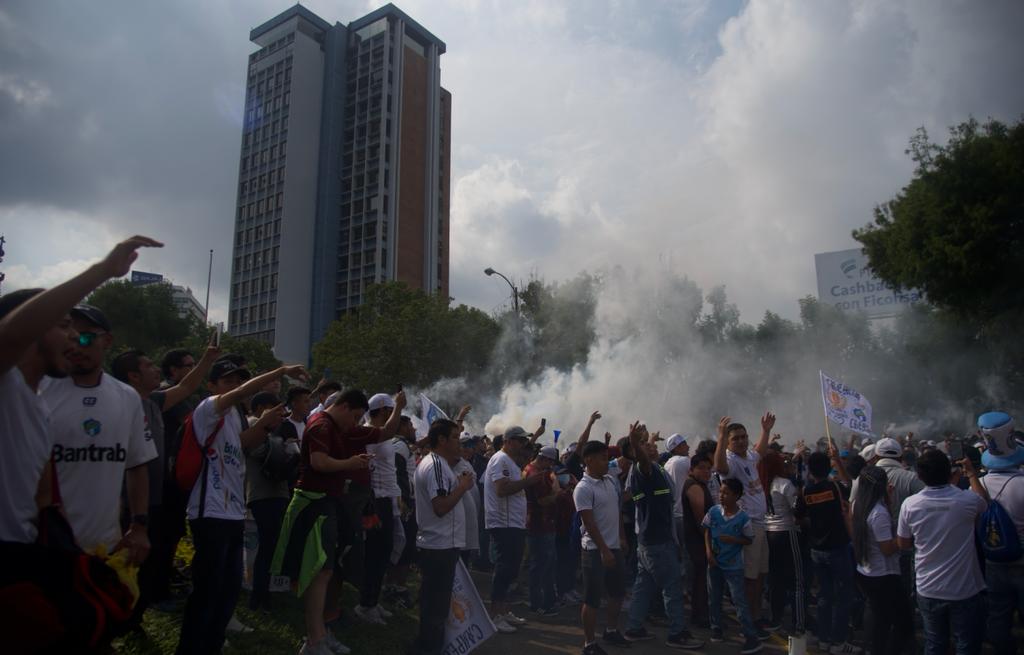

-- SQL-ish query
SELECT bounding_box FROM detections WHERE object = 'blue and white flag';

[820,371,873,436]
[553,429,562,444]
[420,393,449,427]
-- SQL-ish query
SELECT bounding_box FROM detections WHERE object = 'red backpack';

[173,412,225,493]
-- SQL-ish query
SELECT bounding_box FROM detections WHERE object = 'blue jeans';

[708,566,758,640]
[918,592,984,655]
[489,528,526,602]
[628,541,687,636]
[986,562,1024,655]
[528,533,557,610]
[811,545,854,644]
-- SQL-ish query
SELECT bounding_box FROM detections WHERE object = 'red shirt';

[524,463,558,535]
[297,413,381,495]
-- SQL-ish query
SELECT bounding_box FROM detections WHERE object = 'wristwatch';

[131,514,149,527]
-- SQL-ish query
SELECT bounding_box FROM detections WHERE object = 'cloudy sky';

[2,0,1022,326]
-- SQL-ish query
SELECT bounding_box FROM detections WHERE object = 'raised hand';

[456,405,472,422]
[394,390,407,411]
[717,416,732,441]
[100,236,164,279]
[761,411,777,433]
[282,365,310,382]
[604,431,612,446]
[589,411,602,424]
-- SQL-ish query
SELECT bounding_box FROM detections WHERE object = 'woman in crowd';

[851,465,913,655]
[761,451,805,635]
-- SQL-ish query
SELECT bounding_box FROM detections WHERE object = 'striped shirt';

[414,451,465,550]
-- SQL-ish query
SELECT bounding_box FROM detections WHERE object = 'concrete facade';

[227,4,450,365]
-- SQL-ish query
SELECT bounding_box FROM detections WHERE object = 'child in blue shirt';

[703,477,763,653]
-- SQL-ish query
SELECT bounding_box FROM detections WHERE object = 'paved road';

[469,570,792,655]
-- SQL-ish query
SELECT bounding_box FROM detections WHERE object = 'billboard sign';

[131,270,164,286]
[815,249,922,318]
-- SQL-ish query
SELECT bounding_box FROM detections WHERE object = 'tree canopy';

[853,117,1024,322]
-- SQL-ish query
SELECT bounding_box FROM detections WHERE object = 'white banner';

[443,559,496,655]
[814,248,922,318]
[420,393,449,426]
[820,371,873,436]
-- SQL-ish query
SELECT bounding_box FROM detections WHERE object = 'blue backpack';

[977,474,1022,563]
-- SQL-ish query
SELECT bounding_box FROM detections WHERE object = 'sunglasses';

[77,331,106,347]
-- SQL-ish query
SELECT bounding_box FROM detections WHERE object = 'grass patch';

[112,533,419,654]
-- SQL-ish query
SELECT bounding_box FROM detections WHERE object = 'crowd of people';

[0,236,1022,655]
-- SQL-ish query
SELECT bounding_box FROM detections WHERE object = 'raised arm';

[628,421,651,475]
[377,391,408,441]
[713,416,731,475]
[213,365,308,414]
[0,236,162,375]
[575,411,601,452]
[160,343,221,409]
[755,411,775,457]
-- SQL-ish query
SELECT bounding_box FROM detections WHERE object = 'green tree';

[312,281,500,392]
[853,117,1024,321]
[87,281,194,359]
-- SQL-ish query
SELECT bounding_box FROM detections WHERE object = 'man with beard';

[0,237,161,544]
[43,303,157,561]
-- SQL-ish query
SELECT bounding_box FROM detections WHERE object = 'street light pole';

[484,267,519,314]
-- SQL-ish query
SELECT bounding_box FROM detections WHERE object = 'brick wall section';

[396,44,427,290]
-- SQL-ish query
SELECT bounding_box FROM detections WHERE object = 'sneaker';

[299,638,333,655]
[710,628,724,642]
[568,590,584,603]
[583,643,609,655]
[666,632,704,649]
[829,643,863,655]
[323,632,351,655]
[602,629,632,648]
[354,604,386,625]
[493,616,517,634]
[756,627,771,641]
[623,628,655,641]
[760,619,782,632]
[504,612,528,626]
[226,614,253,633]
[534,606,559,617]
[740,637,764,654]
[814,641,833,653]
[375,604,393,619]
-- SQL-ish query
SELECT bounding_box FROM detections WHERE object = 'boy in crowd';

[703,478,762,654]
[796,451,860,655]
[573,440,628,654]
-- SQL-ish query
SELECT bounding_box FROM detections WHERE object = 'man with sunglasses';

[0,237,161,550]
[42,304,157,562]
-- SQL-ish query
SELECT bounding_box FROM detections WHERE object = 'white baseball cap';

[367,393,396,411]
[666,433,689,453]
[874,437,902,459]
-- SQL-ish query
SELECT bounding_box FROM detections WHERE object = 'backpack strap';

[196,416,226,520]
[992,473,1023,503]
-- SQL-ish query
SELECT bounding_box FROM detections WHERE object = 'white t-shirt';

[367,437,401,499]
[765,476,798,532]
[186,397,247,521]
[725,449,767,525]
[573,472,623,550]
[43,373,155,552]
[982,470,1024,563]
[898,485,987,600]
[393,437,418,500]
[415,452,466,550]
[287,418,306,442]
[454,458,479,550]
[664,455,691,519]
[484,450,527,529]
[857,502,900,577]
[0,367,53,543]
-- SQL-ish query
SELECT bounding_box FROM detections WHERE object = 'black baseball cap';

[209,356,251,382]
[71,303,112,332]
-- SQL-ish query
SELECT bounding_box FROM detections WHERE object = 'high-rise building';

[227,4,450,364]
